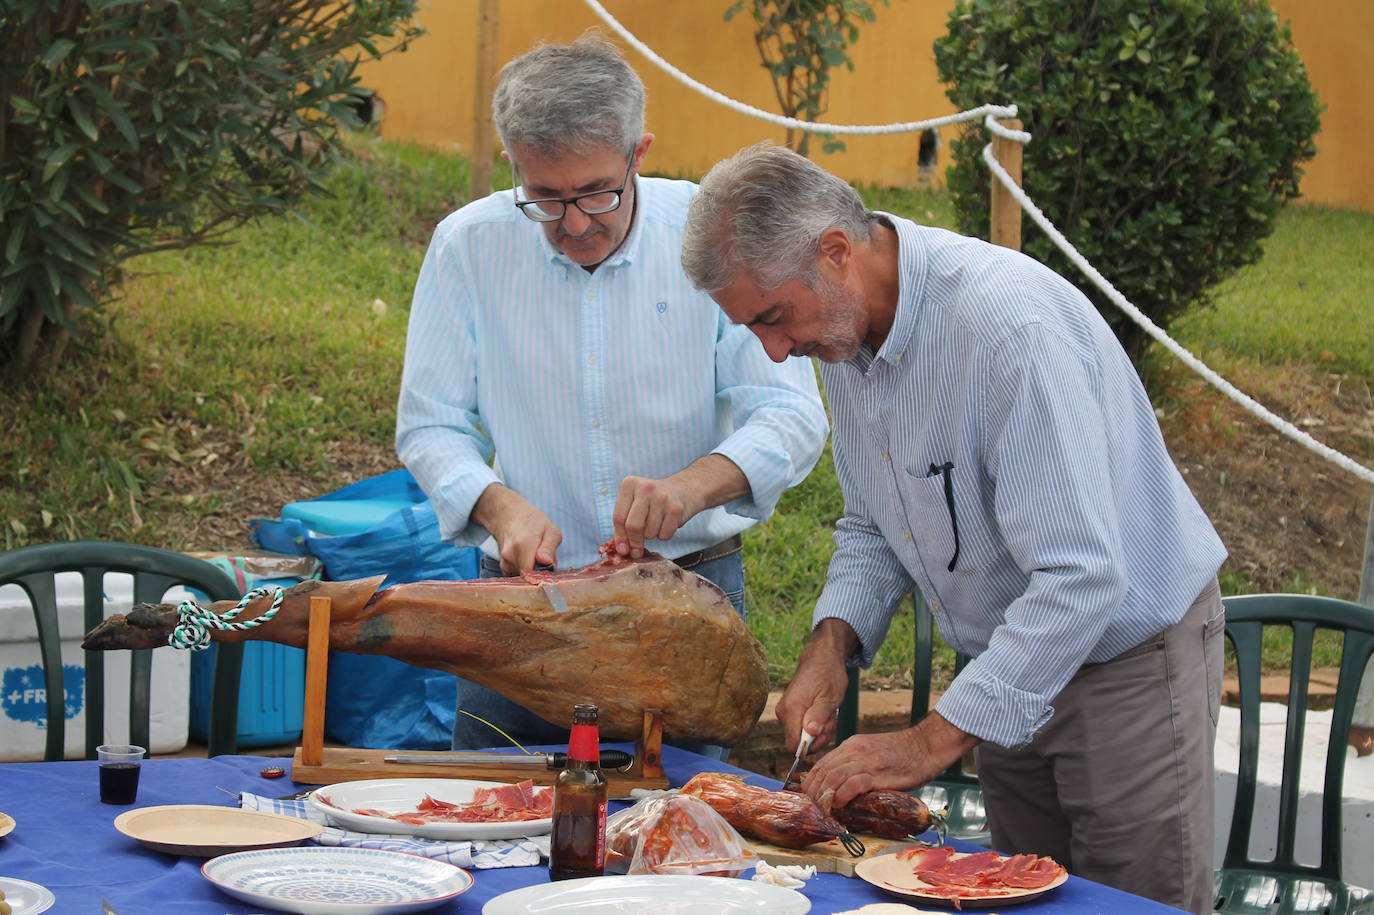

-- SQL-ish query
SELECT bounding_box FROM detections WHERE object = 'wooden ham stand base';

[287,596,670,792]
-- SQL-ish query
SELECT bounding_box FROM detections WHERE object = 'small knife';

[781,727,815,790]
[384,750,633,770]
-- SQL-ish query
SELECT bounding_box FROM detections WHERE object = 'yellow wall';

[357,0,1370,210]
[1267,0,1373,211]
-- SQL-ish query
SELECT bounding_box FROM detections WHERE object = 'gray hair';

[682,143,872,294]
[492,31,645,160]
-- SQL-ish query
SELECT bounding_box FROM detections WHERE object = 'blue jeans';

[451,551,746,761]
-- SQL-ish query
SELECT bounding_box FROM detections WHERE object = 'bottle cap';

[259,765,286,779]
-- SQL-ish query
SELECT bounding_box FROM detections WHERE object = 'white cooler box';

[0,571,191,761]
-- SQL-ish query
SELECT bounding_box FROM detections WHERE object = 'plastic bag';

[607,793,759,877]
[247,468,481,749]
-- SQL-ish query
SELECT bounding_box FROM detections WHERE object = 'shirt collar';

[843,212,924,375]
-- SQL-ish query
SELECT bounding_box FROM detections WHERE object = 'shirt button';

[588,355,598,365]
[591,419,601,429]
[599,486,610,495]
[881,451,891,462]
[892,352,903,362]
[931,602,942,613]
[902,531,912,541]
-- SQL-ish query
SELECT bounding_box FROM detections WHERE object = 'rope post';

[467,0,500,202]
[989,118,1024,252]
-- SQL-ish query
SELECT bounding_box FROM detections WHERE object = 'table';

[0,745,1184,913]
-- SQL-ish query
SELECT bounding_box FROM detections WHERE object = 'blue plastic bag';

[250,469,480,749]
[249,469,477,586]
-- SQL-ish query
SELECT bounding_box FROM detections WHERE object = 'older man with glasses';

[395,35,827,754]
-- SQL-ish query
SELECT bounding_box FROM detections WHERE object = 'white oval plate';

[309,778,553,840]
[201,846,473,915]
[482,874,811,914]
[0,876,55,915]
[115,804,323,856]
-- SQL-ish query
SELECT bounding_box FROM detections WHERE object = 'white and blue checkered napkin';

[239,792,546,869]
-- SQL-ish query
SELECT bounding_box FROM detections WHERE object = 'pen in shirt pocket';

[927,461,961,572]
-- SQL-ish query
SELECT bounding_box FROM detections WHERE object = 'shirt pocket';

[900,465,975,575]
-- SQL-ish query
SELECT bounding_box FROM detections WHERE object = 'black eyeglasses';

[512,155,635,223]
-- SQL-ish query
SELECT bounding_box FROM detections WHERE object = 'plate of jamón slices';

[854,846,1068,908]
[309,778,553,841]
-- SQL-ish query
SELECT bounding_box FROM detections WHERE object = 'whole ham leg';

[81,552,769,745]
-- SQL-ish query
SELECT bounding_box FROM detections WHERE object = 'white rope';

[585,0,1374,488]
[981,143,1374,487]
[582,0,1015,136]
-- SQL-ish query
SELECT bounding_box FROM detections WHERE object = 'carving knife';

[781,727,815,790]
[383,749,633,770]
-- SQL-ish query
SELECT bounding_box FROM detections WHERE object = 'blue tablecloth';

[0,746,1184,913]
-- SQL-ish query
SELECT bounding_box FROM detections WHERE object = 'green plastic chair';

[0,541,245,761]
[1213,593,1374,915]
[836,591,991,845]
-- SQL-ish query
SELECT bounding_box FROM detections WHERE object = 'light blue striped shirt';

[396,177,828,569]
[817,215,1226,748]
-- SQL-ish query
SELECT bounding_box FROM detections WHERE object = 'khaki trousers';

[976,579,1225,914]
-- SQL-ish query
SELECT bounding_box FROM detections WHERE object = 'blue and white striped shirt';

[817,216,1226,748]
[396,177,828,569]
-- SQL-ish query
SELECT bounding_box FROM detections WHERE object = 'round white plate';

[115,804,323,856]
[854,848,1067,908]
[0,876,56,915]
[201,846,473,915]
[482,874,811,914]
[309,778,553,841]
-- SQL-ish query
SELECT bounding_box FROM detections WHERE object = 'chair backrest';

[1220,592,1374,882]
[909,590,980,785]
[0,541,244,761]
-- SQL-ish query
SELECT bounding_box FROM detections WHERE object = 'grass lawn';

[3,137,1370,685]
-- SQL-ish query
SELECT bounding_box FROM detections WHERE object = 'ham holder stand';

[288,596,671,792]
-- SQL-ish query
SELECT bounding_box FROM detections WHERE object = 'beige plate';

[0,811,14,838]
[854,849,1068,909]
[113,804,323,857]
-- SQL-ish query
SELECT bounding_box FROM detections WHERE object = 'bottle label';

[595,797,608,867]
[568,723,600,762]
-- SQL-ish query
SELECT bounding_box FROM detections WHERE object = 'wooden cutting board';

[749,833,911,877]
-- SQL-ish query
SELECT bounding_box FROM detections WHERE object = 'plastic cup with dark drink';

[97,744,145,804]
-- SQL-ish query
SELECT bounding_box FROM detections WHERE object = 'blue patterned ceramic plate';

[201,846,473,915]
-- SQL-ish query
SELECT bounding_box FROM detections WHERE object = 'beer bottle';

[549,703,608,881]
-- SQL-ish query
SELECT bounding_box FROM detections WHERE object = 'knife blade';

[781,727,815,790]
[384,749,633,770]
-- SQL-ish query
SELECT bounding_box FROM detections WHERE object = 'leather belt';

[672,534,743,570]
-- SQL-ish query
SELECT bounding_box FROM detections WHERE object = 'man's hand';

[612,475,697,558]
[612,454,750,558]
[470,483,562,575]
[775,619,859,755]
[801,712,981,812]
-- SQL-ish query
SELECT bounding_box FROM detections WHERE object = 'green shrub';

[933,0,1321,358]
[0,0,422,368]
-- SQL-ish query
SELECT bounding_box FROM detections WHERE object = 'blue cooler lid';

[280,497,416,536]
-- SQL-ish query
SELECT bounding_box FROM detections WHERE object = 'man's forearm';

[669,453,751,515]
